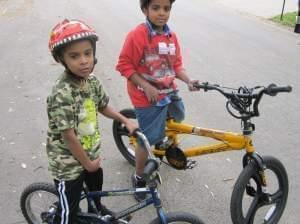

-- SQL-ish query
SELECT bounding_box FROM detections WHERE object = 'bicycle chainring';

[165,146,187,170]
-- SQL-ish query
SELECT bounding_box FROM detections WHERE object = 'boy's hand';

[188,80,200,91]
[86,157,101,172]
[144,84,159,103]
[124,120,139,135]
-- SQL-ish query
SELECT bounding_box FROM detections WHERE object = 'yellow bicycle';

[112,82,292,224]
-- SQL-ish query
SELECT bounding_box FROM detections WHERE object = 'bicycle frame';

[152,119,255,158]
[79,183,168,223]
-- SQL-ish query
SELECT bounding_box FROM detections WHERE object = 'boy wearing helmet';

[116,0,199,201]
[47,19,137,223]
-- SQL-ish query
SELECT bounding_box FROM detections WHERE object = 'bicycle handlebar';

[133,130,160,181]
[194,82,292,96]
[264,84,292,96]
[142,159,159,180]
[194,82,292,119]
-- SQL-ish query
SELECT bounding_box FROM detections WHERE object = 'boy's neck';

[146,18,170,36]
[65,70,88,84]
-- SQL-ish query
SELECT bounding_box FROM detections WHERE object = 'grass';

[271,11,297,27]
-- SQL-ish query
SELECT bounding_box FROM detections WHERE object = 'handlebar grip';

[192,83,202,89]
[265,84,292,96]
[142,159,159,180]
[193,82,217,91]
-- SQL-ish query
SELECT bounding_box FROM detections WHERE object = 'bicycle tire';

[112,108,137,166]
[149,211,205,224]
[230,156,289,224]
[20,182,58,224]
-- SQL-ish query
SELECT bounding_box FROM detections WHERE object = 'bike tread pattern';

[149,211,205,224]
[112,108,137,166]
[20,182,58,224]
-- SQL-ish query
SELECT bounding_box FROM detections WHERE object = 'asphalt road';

[0,0,299,223]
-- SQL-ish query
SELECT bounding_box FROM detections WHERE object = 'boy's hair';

[139,0,176,11]
[49,19,98,62]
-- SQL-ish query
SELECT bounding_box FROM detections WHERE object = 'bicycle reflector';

[165,146,187,170]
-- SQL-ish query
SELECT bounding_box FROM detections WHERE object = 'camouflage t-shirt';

[46,72,109,181]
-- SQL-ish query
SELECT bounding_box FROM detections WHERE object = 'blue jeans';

[135,94,185,145]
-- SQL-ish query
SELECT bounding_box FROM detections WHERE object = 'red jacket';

[116,23,184,107]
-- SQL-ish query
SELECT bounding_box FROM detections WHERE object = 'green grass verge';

[271,12,297,27]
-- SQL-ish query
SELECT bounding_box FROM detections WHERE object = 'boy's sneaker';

[112,214,133,224]
[100,204,115,216]
[131,174,147,202]
[88,204,115,216]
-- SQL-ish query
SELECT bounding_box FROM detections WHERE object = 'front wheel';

[230,156,289,224]
[20,182,58,224]
[149,212,205,224]
[112,108,138,166]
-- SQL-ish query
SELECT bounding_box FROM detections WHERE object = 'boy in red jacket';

[116,0,199,201]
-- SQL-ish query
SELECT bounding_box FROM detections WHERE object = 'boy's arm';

[62,129,100,172]
[176,70,200,91]
[172,33,199,91]
[99,105,138,134]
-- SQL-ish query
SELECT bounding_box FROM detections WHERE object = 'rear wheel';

[20,182,58,224]
[112,108,138,166]
[230,156,289,224]
[149,212,205,224]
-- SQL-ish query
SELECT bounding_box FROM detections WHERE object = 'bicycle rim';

[231,156,288,224]
[24,189,58,223]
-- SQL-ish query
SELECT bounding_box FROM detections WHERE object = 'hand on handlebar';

[188,80,200,91]
[124,120,139,135]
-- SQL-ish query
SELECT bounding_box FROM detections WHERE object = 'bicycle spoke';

[269,190,283,204]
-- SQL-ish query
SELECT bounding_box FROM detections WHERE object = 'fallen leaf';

[223,178,234,182]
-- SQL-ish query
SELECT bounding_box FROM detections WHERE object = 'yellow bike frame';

[152,119,255,157]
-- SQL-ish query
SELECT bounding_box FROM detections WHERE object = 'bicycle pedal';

[116,216,132,224]
[112,216,131,224]
[186,160,197,169]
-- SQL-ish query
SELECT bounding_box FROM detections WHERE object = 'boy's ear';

[56,55,64,64]
[142,7,148,16]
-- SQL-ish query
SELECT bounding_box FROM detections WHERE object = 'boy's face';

[143,0,172,31]
[62,40,94,79]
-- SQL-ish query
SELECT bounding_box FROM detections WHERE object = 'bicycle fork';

[243,152,269,193]
[242,152,275,223]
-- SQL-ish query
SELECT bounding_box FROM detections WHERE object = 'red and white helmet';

[49,19,98,62]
